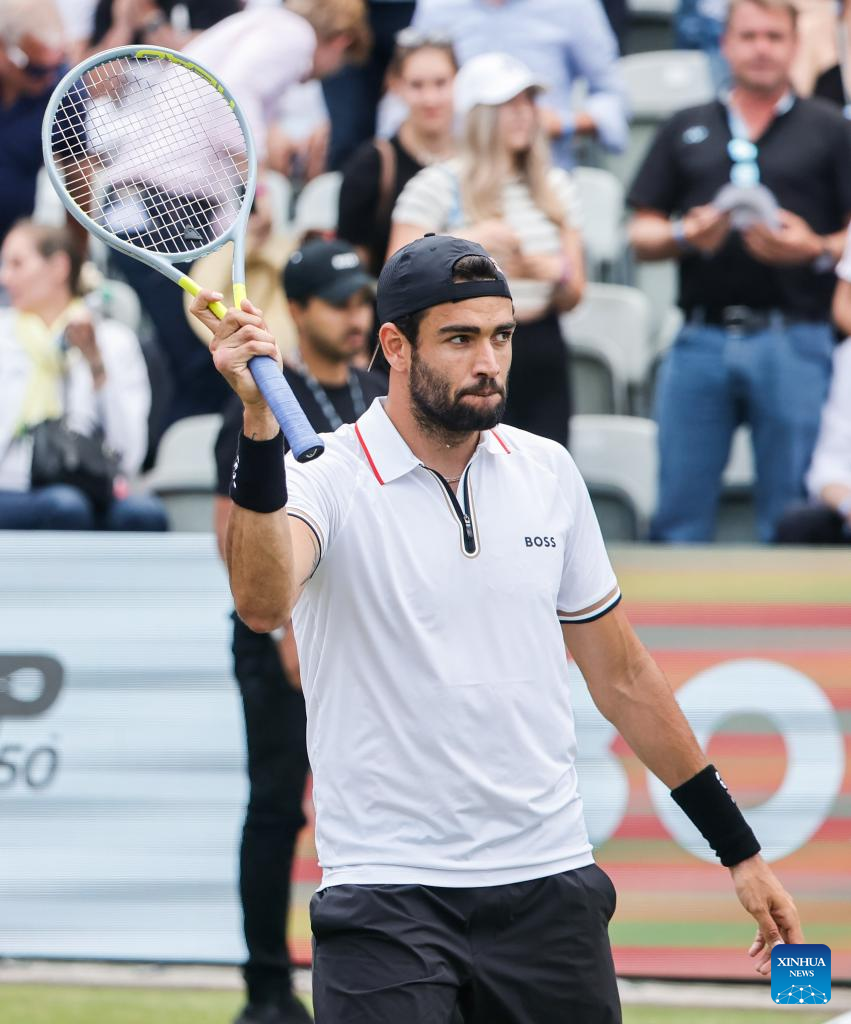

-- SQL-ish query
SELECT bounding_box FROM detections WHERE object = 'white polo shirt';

[286,398,620,889]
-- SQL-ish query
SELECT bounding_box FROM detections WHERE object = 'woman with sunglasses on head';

[387,51,585,448]
[338,31,457,279]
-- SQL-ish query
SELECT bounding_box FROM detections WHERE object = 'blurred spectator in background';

[0,0,67,245]
[409,0,627,169]
[104,0,371,426]
[628,0,851,544]
[813,0,851,112]
[338,32,457,276]
[87,0,241,54]
[789,0,842,97]
[389,53,585,447]
[211,239,385,1024]
[186,198,299,362]
[677,0,842,94]
[54,0,97,63]
[322,0,414,171]
[675,0,728,86]
[775,236,851,545]
[0,221,167,530]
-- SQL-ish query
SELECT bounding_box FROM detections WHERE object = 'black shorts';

[311,863,621,1023]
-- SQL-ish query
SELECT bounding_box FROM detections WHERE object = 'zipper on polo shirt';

[422,466,479,557]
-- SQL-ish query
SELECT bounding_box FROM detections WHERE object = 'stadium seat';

[564,283,653,415]
[140,413,223,532]
[570,414,658,541]
[605,50,714,185]
[292,171,342,238]
[572,167,626,279]
[32,167,66,227]
[88,277,143,334]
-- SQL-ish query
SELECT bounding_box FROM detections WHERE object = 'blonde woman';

[388,51,585,447]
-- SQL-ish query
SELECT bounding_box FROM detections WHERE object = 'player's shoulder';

[493,424,580,481]
[284,420,370,487]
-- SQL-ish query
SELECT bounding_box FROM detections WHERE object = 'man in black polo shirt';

[628,0,851,543]
[213,239,386,1024]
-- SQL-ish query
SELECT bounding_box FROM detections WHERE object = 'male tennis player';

[192,235,803,1023]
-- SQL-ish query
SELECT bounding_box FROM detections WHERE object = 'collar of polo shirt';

[353,398,511,485]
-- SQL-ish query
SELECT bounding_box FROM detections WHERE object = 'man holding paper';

[627,0,851,543]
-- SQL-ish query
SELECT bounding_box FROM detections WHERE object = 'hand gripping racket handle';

[249,355,325,462]
[186,281,325,463]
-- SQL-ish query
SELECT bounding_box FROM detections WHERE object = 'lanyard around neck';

[724,92,793,187]
[302,369,365,433]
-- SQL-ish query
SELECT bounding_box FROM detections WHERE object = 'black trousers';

[311,864,621,1023]
[774,503,851,544]
[322,2,416,171]
[503,311,571,449]
[233,616,310,1005]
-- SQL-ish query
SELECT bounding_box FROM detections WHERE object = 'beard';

[409,350,507,436]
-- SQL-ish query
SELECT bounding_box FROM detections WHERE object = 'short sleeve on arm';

[626,115,684,215]
[549,167,582,231]
[555,451,621,623]
[391,163,455,229]
[285,442,355,564]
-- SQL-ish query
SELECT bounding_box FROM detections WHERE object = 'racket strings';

[50,54,249,256]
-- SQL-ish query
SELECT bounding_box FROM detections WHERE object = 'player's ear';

[378,322,410,372]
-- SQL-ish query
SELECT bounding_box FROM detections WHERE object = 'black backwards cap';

[376,234,513,325]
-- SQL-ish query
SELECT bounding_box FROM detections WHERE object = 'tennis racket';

[41,45,324,463]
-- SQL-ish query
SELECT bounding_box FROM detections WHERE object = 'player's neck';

[298,343,349,387]
[384,390,479,484]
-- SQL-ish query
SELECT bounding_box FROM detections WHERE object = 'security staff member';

[213,239,385,1024]
[628,0,851,544]
[195,234,802,1024]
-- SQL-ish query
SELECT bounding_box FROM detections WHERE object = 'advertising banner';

[1,537,848,981]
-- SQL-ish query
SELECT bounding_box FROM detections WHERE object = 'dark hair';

[394,254,500,346]
[11,219,84,295]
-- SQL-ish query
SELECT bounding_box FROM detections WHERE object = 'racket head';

[41,45,256,279]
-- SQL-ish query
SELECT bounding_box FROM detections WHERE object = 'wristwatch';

[670,217,695,254]
[812,241,836,274]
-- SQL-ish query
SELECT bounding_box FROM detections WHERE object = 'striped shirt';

[391,159,579,318]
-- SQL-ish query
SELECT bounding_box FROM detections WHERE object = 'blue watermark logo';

[771,944,831,1005]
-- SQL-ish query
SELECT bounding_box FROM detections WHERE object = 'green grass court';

[0,985,836,1024]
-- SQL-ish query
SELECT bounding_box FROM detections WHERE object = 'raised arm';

[191,290,317,632]
[563,602,804,974]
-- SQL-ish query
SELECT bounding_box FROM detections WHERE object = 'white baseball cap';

[454,52,545,116]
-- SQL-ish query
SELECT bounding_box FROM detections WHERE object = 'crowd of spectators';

[1,0,850,547]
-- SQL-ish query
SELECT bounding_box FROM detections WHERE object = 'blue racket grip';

[248,355,325,463]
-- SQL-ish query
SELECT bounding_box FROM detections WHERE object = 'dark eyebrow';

[437,322,517,335]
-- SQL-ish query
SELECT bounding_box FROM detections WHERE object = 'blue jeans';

[0,485,169,531]
[651,320,834,543]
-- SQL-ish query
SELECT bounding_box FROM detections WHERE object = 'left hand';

[730,854,804,976]
[64,314,105,378]
[743,209,822,266]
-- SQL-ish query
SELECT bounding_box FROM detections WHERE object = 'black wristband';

[229,430,287,513]
[671,764,761,867]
